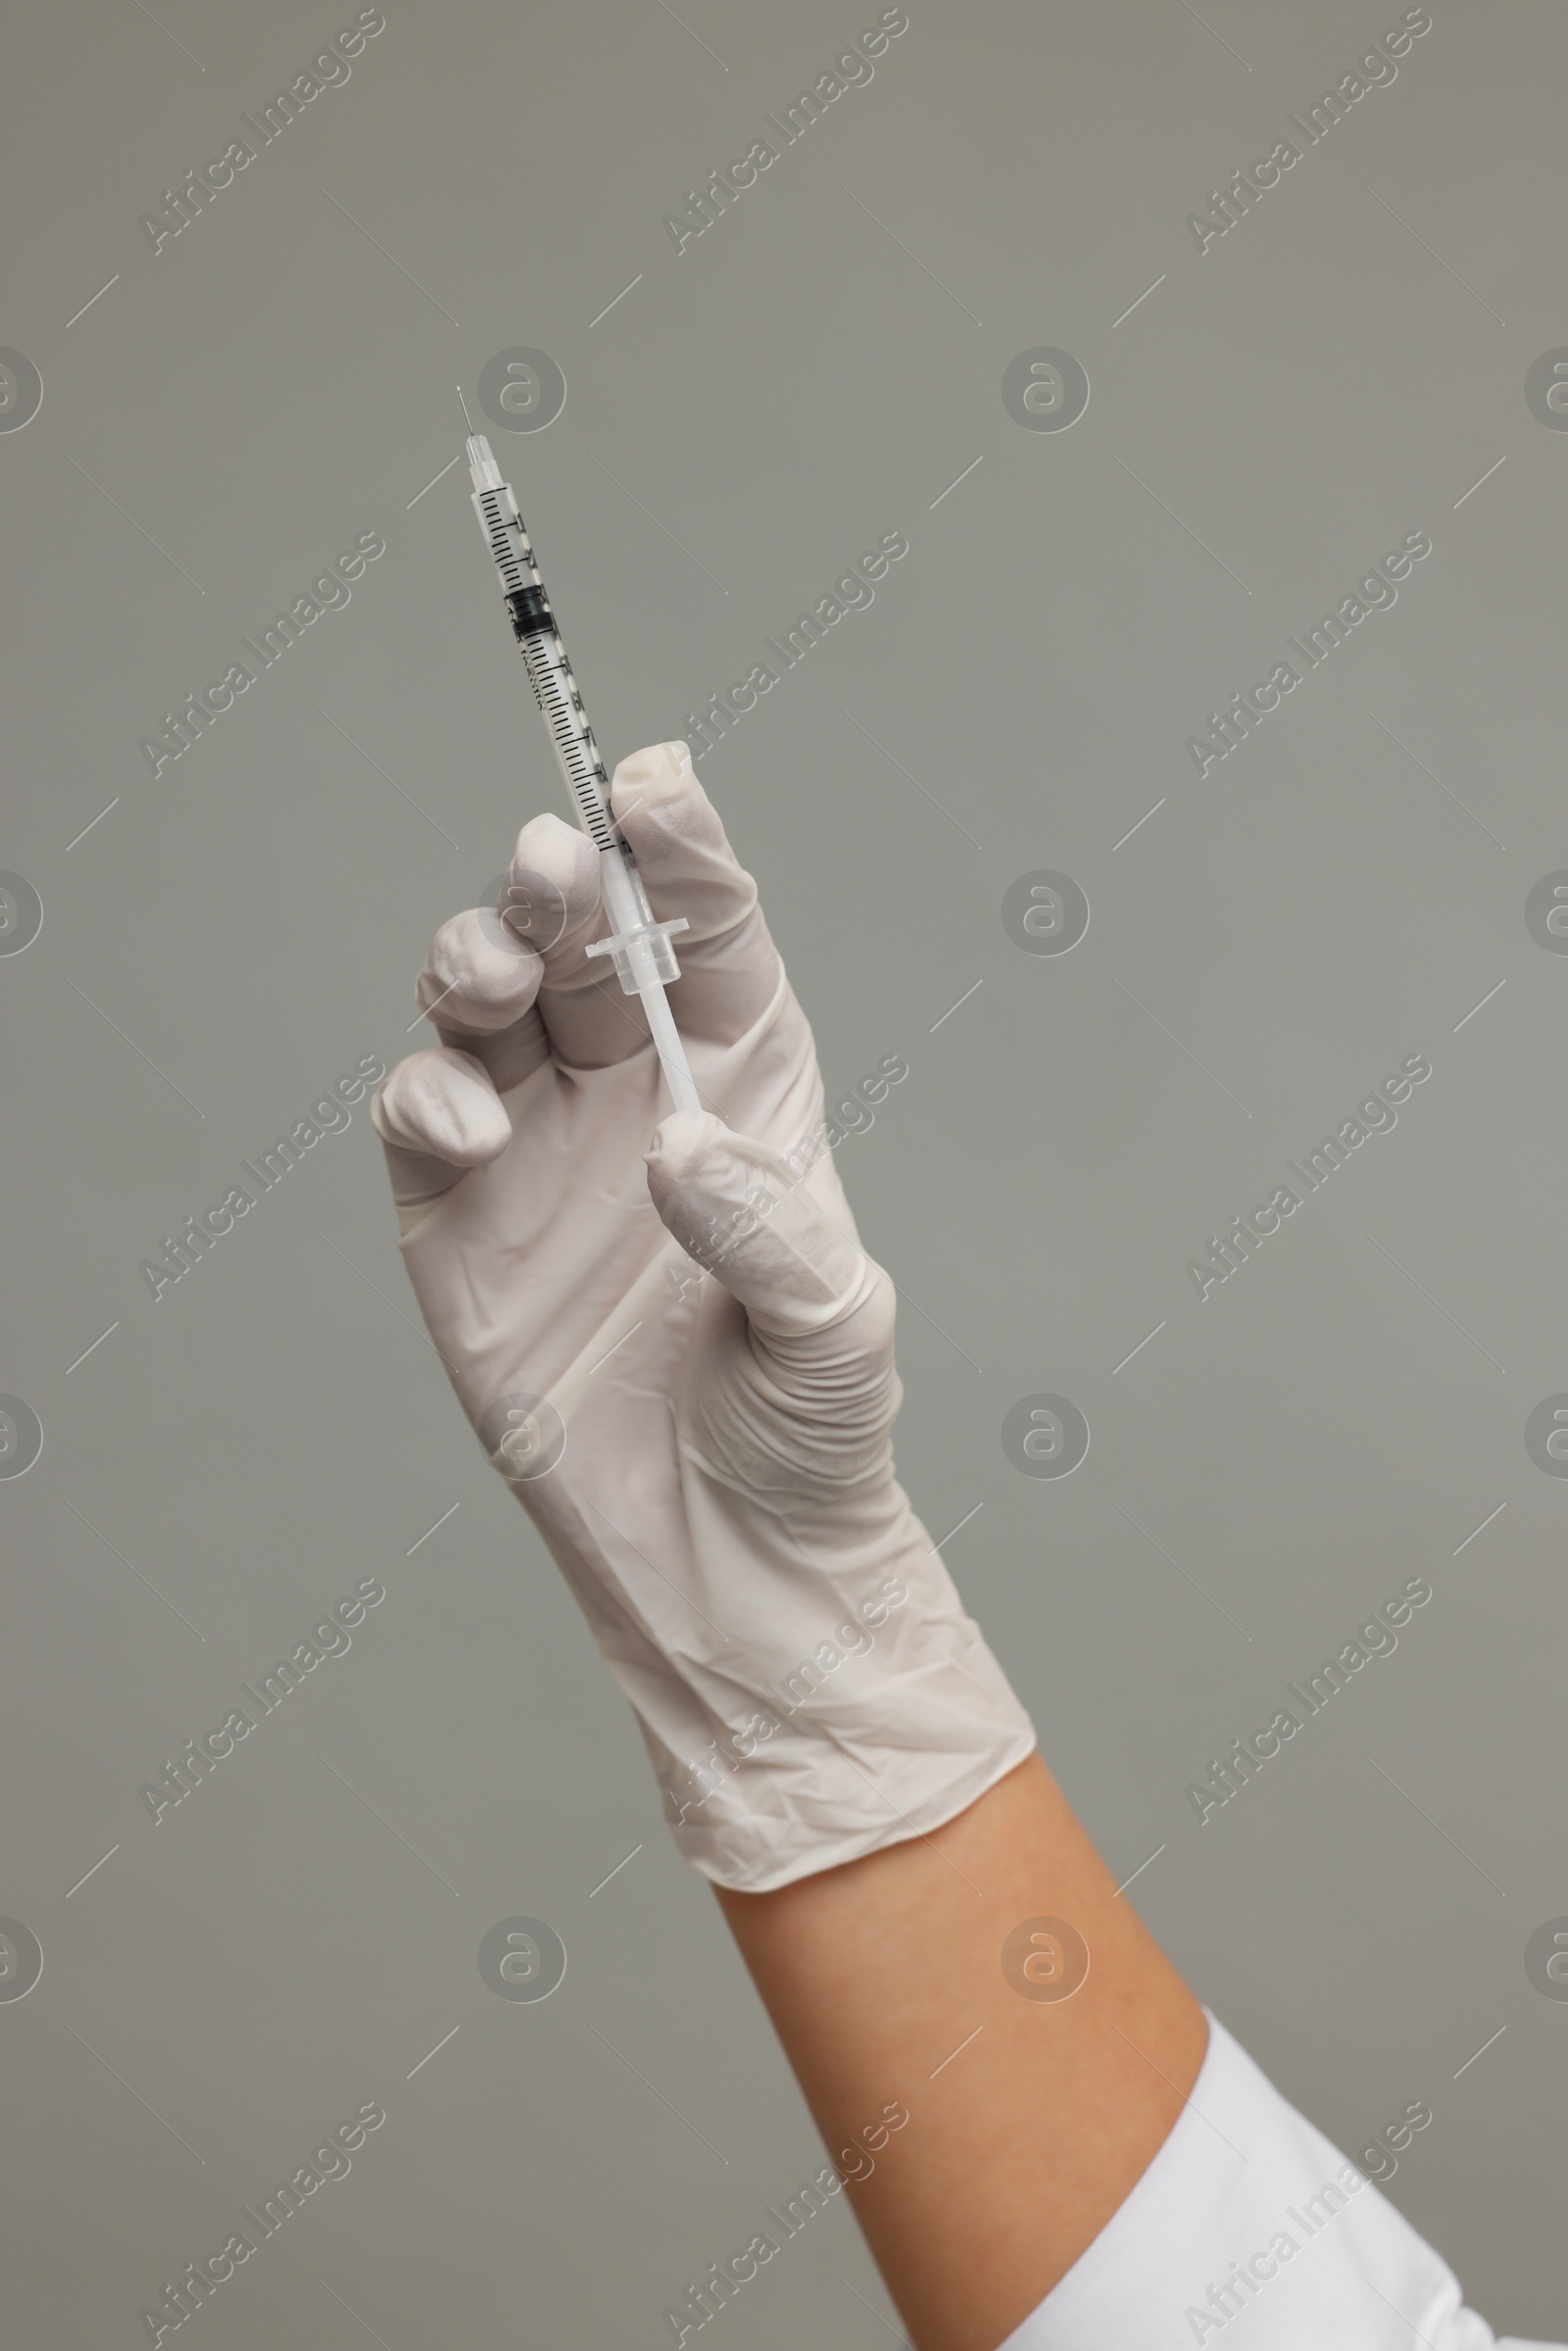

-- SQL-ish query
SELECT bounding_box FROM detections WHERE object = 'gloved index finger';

[610,743,783,1047]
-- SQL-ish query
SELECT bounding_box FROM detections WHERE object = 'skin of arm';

[716,1753,1207,2351]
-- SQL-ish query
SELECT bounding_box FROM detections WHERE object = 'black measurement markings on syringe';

[526,653,616,844]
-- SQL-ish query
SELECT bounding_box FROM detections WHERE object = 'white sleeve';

[999,2010,1559,2351]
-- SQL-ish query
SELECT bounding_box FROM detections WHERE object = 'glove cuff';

[634,1495,1038,1893]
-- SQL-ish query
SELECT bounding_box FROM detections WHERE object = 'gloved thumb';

[644,1109,878,1341]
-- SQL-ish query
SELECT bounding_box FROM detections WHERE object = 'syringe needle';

[457,385,475,432]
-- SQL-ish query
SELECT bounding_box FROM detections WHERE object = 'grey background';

[2,0,1564,2340]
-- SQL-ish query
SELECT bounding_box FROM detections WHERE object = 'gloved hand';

[370,740,1035,1893]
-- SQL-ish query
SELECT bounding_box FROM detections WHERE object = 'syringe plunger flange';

[585,913,689,996]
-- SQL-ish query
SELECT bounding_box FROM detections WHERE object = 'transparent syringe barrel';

[514,614,618,855]
[470,475,618,855]
[466,444,690,1053]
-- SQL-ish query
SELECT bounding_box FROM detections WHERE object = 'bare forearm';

[715,1753,1206,2351]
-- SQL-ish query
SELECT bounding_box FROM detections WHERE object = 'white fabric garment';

[1001,2011,1559,2351]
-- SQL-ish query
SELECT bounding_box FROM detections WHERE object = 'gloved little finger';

[371,1046,511,1207]
[414,908,550,1096]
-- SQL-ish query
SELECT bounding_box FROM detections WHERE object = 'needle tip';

[457,385,474,431]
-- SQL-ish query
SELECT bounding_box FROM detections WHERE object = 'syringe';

[460,405,701,1115]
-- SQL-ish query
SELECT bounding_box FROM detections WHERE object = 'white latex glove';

[371,740,1034,1893]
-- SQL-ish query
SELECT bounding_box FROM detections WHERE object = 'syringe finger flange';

[585,914,690,995]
